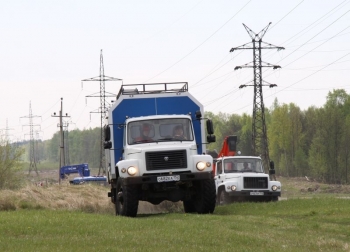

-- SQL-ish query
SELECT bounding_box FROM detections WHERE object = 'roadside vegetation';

[0,139,25,190]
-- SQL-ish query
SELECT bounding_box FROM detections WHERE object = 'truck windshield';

[223,158,264,173]
[127,118,194,145]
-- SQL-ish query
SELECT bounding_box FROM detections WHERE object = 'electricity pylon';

[230,22,284,176]
[1,119,14,142]
[21,101,41,175]
[82,50,122,176]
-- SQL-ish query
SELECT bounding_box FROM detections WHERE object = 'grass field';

[0,177,350,251]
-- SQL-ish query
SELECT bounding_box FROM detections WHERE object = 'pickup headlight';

[271,185,278,191]
[127,166,137,176]
[196,161,206,171]
[231,185,237,191]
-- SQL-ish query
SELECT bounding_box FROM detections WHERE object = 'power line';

[143,0,252,83]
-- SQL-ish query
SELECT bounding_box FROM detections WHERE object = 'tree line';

[2,88,349,188]
[207,89,350,184]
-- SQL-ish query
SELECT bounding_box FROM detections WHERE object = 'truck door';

[214,160,223,191]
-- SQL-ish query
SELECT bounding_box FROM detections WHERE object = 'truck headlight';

[271,185,278,191]
[127,166,137,176]
[227,185,236,191]
[196,161,206,171]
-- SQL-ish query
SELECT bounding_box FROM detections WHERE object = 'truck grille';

[244,177,268,189]
[146,150,187,170]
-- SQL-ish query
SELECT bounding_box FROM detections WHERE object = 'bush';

[0,139,25,190]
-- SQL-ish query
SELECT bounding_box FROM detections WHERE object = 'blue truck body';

[110,84,205,165]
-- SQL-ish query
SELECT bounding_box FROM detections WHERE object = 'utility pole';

[63,120,72,166]
[82,49,122,175]
[230,23,284,178]
[21,101,41,175]
[52,98,70,184]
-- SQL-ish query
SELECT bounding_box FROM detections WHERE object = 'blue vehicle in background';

[60,163,90,179]
[70,176,107,185]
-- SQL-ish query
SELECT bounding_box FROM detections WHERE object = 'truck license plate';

[157,175,180,183]
[250,192,264,196]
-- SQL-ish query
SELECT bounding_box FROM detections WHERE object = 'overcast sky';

[1,0,349,141]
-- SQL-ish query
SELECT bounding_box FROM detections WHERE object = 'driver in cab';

[134,123,153,142]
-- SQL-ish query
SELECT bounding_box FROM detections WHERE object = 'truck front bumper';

[228,190,281,197]
[121,171,213,186]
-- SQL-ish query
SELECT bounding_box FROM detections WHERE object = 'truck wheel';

[218,189,230,205]
[183,200,196,213]
[115,178,139,217]
[193,179,216,214]
[271,196,278,202]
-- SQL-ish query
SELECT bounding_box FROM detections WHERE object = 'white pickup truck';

[214,155,281,204]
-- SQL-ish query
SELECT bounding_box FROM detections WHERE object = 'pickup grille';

[146,150,187,171]
[244,177,268,189]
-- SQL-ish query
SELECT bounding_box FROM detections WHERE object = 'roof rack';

[117,82,188,99]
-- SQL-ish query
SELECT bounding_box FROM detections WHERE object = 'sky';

[0,0,349,141]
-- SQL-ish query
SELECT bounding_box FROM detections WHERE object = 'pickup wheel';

[218,188,230,205]
[115,178,139,217]
[192,179,216,214]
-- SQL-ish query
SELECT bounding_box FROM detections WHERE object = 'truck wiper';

[157,138,174,141]
[157,138,185,142]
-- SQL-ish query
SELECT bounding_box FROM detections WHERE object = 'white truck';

[212,136,281,204]
[104,82,217,217]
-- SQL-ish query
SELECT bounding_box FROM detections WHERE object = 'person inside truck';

[134,123,154,142]
[225,162,235,173]
[243,162,250,170]
[173,125,187,140]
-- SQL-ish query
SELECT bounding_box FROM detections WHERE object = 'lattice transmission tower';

[230,23,284,174]
[21,101,41,175]
[1,119,14,142]
[82,50,122,175]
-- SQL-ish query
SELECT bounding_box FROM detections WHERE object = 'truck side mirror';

[206,119,215,143]
[104,141,112,149]
[104,125,111,141]
[206,119,214,135]
[207,135,216,143]
[195,110,202,119]
[269,160,275,175]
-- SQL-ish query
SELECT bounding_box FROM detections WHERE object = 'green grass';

[0,198,349,252]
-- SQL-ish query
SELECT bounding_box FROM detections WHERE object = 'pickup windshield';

[217,158,264,174]
[127,118,194,145]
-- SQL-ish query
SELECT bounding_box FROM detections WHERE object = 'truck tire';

[218,189,230,205]
[183,200,196,213]
[193,179,216,214]
[271,196,278,202]
[115,178,139,217]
